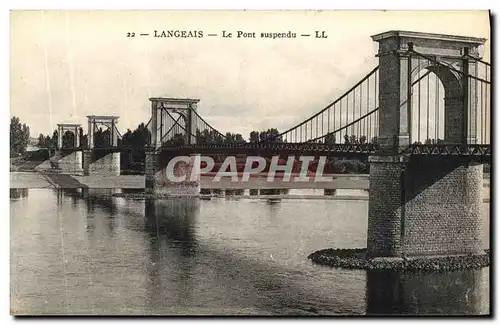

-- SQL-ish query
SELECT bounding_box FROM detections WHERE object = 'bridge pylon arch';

[372,30,485,150]
[149,97,200,147]
[83,115,121,176]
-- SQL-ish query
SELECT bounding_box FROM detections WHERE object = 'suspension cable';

[190,108,227,139]
[308,63,435,144]
[308,107,379,143]
[465,55,491,66]
[262,66,379,142]
[410,50,490,84]
[161,115,183,141]
[162,110,198,141]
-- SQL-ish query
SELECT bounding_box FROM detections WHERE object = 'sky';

[10,10,490,139]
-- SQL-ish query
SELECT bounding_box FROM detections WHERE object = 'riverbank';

[308,248,491,272]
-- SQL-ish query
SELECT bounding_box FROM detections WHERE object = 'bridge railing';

[401,144,491,161]
[159,142,380,155]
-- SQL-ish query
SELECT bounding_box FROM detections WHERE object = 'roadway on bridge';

[10,171,491,202]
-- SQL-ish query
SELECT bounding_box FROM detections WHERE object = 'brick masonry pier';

[83,150,120,176]
[367,155,483,257]
[53,150,83,174]
[145,148,200,196]
[364,31,487,259]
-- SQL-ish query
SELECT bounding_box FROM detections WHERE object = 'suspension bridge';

[113,45,490,158]
[51,31,490,161]
[53,33,490,159]
[46,30,490,259]
[130,34,490,159]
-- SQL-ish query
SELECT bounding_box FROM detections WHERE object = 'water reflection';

[10,188,490,315]
[366,269,489,315]
[10,188,28,199]
[265,198,282,215]
[82,188,122,236]
[144,199,200,311]
[82,189,119,212]
[144,199,199,256]
[54,188,82,206]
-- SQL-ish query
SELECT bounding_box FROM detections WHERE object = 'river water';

[10,188,490,315]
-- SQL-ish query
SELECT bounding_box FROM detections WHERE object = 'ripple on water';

[9,188,490,315]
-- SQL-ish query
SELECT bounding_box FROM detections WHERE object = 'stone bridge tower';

[367,31,487,258]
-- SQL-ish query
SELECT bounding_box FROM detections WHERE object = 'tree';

[94,128,110,148]
[164,133,185,146]
[249,128,282,143]
[359,135,367,144]
[79,127,84,148]
[62,130,75,148]
[121,129,132,145]
[259,128,282,142]
[196,129,225,144]
[44,134,54,150]
[36,133,57,152]
[343,134,349,144]
[133,123,151,147]
[81,134,88,149]
[249,131,259,143]
[234,133,245,143]
[324,133,336,144]
[37,133,45,147]
[117,123,151,172]
[10,116,30,157]
[222,132,246,144]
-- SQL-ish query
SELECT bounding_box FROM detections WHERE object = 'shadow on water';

[55,188,82,207]
[139,199,347,315]
[81,188,118,213]
[144,199,199,257]
[138,199,490,315]
[143,199,200,312]
[10,188,28,199]
[139,199,317,315]
[80,188,124,236]
[366,268,489,315]
[47,188,489,315]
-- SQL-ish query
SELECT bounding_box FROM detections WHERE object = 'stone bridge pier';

[145,98,201,196]
[145,149,201,196]
[366,268,488,314]
[83,115,121,176]
[367,31,486,258]
[368,155,484,257]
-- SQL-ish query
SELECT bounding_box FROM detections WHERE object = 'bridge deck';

[60,143,491,161]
